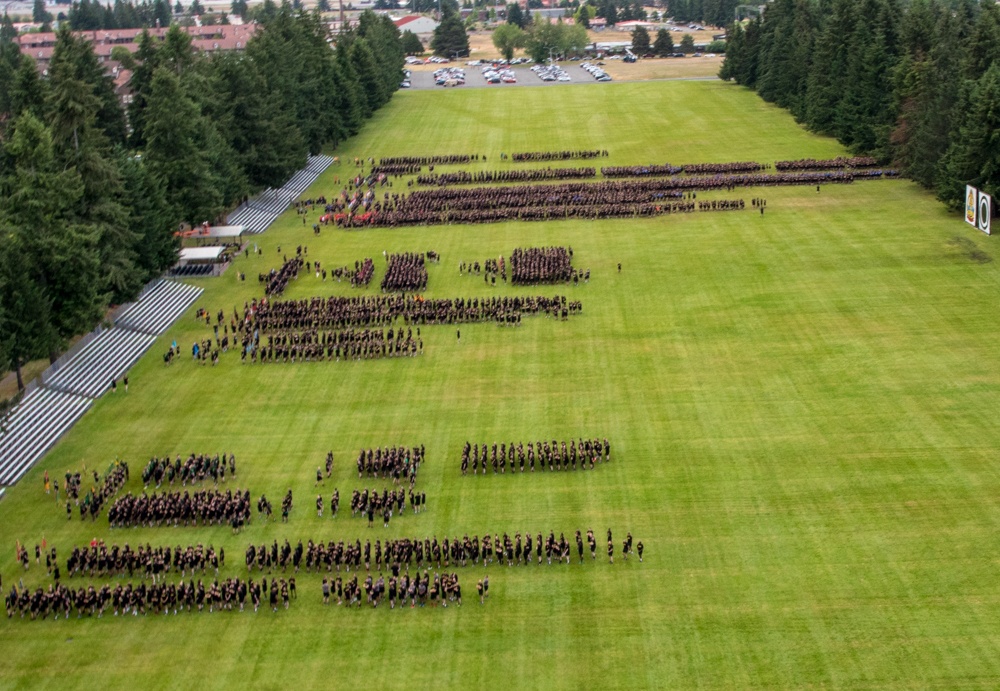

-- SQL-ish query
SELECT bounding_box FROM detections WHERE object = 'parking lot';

[403,60,620,90]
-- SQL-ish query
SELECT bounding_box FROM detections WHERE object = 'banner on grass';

[965,185,978,227]
[978,191,991,235]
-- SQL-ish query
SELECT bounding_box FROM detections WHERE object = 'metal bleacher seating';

[44,328,155,399]
[0,388,94,485]
[226,154,335,234]
[115,279,203,335]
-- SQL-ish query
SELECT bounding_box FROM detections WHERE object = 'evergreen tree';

[401,30,423,55]
[803,0,853,135]
[1,13,16,43]
[653,27,674,57]
[431,10,470,57]
[33,0,53,24]
[937,63,1000,208]
[506,2,525,28]
[144,66,223,224]
[630,25,650,55]
[963,1,1000,82]
[0,234,57,391]
[350,37,384,116]
[2,112,103,356]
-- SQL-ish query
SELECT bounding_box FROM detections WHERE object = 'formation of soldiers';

[351,258,374,286]
[602,163,683,178]
[65,542,224,581]
[416,167,596,187]
[509,246,576,285]
[345,487,426,527]
[141,453,236,488]
[321,570,463,608]
[247,327,422,363]
[107,489,252,530]
[774,156,879,171]
[380,253,428,292]
[379,154,479,166]
[247,528,639,575]
[461,438,610,475]
[239,294,578,333]
[68,461,130,519]
[680,161,767,174]
[511,150,608,161]
[261,256,301,297]
[356,445,425,482]
[6,577,293,619]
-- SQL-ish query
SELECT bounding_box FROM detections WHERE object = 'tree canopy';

[719,0,1000,209]
[0,9,405,390]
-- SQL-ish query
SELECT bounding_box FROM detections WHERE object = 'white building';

[392,14,440,37]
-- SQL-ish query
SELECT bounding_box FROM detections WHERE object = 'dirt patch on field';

[947,236,993,263]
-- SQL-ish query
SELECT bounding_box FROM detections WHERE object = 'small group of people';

[343,487,427,527]
[774,156,878,171]
[248,529,641,574]
[321,570,466,608]
[141,453,235,488]
[107,489,252,531]
[5,577,293,619]
[416,167,595,187]
[380,253,428,293]
[65,541,224,582]
[245,327,423,363]
[356,445,425,483]
[62,460,130,521]
[261,255,303,297]
[509,246,579,285]
[510,150,608,161]
[461,438,611,475]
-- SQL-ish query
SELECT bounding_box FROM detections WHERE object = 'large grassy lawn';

[2,81,999,689]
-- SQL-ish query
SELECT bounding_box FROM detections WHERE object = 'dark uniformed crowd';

[107,489,252,531]
[6,576,293,618]
[380,252,428,292]
[141,453,236,488]
[65,542,224,581]
[461,438,610,475]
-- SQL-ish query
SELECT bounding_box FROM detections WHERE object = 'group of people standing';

[461,438,610,475]
[107,489,252,531]
[6,577,293,619]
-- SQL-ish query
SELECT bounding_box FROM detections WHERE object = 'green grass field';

[2,80,1000,689]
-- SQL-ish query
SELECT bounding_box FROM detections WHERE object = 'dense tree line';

[719,0,1000,211]
[0,10,403,390]
[668,0,740,26]
[67,0,173,31]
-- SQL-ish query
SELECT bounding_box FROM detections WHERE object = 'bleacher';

[226,154,335,234]
[227,205,274,235]
[0,388,93,485]
[44,328,155,399]
[115,279,203,335]
[168,264,216,278]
